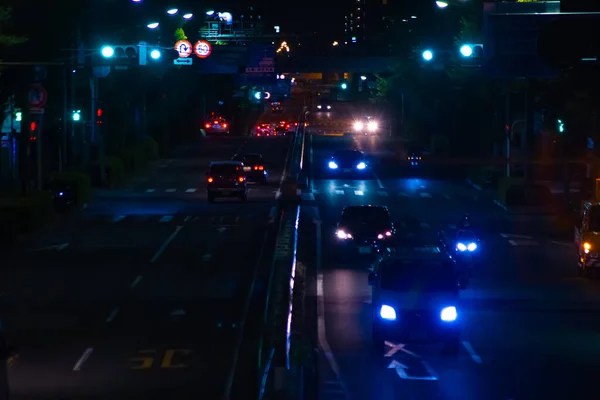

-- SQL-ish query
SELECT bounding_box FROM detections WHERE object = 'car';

[277,121,294,135]
[232,153,268,184]
[206,161,248,203]
[316,99,332,111]
[203,116,230,135]
[255,123,273,136]
[335,205,395,255]
[352,116,379,135]
[271,102,283,112]
[369,254,461,354]
[327,149,368,173]
[408,152,422,166]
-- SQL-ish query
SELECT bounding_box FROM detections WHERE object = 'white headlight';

[467,242,477,251]
[456,242,467,252]
[380,305,397,320]
[354,122,363,131]
[327,105,331,109]
[367,121,378,131]
[356,162,366,170]
[328,161,338,169]
[317,105,322,109]
[440,306,457,322]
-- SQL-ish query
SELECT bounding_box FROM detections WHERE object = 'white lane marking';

[384,341,420,358]
[443,194,451,200]
[354,190,364,196]
[130,275,143,288]
[112,215,126,223]
[501,233,532,239]
[315,214,348,397]
[151,226,183,263]
[185,188,197,193]
[466,178,482,191]
[378,190,388,196]
[494,199,508,211]
[309,134,314,192]
[375,174,385,189]
[166,188,177,193]
[184,216,192,222]
[159,215,173,223]
[73,347,94,371]
[420,192,432,198]
[462,341,483,364]
[509,239,538,246]
[105,307,120,323]
[420,222,431,229]
[268,206,277,223]
[301,192,315,201]
[334,190,344,195]
[146,189,156,193]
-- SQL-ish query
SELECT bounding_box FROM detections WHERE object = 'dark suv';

[232,153,268,184]
[335,205,395,255]
[206,161,248,203]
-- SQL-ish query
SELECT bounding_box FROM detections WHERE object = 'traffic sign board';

[30,108,45,115]
[28,85,47,108]
[174,40,192,58]
[194,40,212,58]
[174,58,193,65]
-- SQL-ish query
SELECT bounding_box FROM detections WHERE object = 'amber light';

[253,165,265,171]
[238,176,245,182]
[214,120,219,124]
[208,177,213,183]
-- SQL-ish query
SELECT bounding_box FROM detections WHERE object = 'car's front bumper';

[373,311,460,342]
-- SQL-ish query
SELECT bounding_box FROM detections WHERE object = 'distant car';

[327,149,368,173]
[335,205,395,255]
[353,116,379,135]
[206,161,247,203]
[232,153,268,184]
[316,99,332,111]
[255,123,273,136]
[203,116,230,135]
[271,102,283,112]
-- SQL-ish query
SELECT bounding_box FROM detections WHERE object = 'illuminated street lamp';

[436,1,449,8]
[100,45,115,58]
[131,0,142,2]
[183,13,193,19]
[167,8,178,15]
[150,49,161,59]
[147,22,159,29]
[206,10,215,15]
[422,49,434,61]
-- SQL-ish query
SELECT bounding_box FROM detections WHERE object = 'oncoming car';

[353,116,379,135]
[370,256,461,354]
[327,149,368,174]
[335,205,395,254]
[316,99,332,111]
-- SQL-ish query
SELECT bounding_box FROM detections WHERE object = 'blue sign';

[244,44,276,84]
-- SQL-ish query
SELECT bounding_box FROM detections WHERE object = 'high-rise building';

[343,0,399,54]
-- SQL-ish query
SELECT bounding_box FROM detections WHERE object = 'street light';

[101,45,115,58]
[131,0,142,2]
[360,75,367,81]
[459,44,473,57]
[206,10,215,15]
[183,13,193,19]
[422,49,434,61]
[167,8,178,15]
[150,49,161,59]
[436,1,449,8]
[147,22,159,29]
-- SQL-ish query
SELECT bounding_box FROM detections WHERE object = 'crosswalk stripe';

[335,190,344,195]
[185,188,197,193]
[166,188,177,193]
[354,190,364,196]
[146,189,156,193]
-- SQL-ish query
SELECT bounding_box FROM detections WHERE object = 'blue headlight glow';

[58,192,64,196]
[467,242,477,251]
[356,162,366,170]
[457,242,477,252]
[328,161,338,169]
[440,306,457,322]
[379,304,397,321]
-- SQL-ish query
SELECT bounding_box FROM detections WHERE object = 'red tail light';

[238,176,245,182]
[205,123,210,128]
[214,120,219,124]
[222,123,227,128]
[257,125,261,129]
[294,122,298,126]
[208,177,214,183]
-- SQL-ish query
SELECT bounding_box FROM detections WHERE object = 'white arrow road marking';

[387,360,438,381]
[384,341,420,358]
[73,347,93,371]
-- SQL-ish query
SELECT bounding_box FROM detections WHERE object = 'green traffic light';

[557,119,565,133]
[341,83,348,90]
[72,110,81,122]
[15,111,22,122]
[254,92,262,100]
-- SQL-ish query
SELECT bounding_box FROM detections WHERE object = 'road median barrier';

[0,190,55,245]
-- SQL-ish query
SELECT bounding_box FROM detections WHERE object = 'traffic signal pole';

[90,75,106,185]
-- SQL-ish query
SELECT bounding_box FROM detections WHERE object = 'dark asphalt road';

[1,130,291,398]
[299,134,600,400]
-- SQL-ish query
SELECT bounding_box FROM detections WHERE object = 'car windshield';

[243,155,262,164]
[588,206,600,232]
[342,207,389,226]
[211,164,240,175]
[334,151,362,161]
[380,261,457,292]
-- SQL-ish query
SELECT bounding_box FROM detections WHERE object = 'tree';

[0,7,27,47]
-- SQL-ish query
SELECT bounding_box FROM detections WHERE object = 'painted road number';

[130,349,193,369]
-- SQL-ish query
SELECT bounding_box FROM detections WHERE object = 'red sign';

[28,85,47,108]
[174,40,193,58]
[194,40,212,58]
